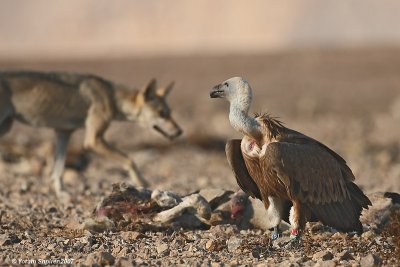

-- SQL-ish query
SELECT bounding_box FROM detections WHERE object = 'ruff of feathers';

[254,113,285,140]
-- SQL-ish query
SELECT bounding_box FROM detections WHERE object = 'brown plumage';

[211,77,371,237]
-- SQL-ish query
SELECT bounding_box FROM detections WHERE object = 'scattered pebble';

[156,242,169,255]
[360,254,382,267]
[227,236,242,252]
[312,250,334,261]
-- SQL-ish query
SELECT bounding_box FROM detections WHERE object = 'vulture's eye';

[224,82,228,87]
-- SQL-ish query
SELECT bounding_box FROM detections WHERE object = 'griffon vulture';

[210,77,371,240]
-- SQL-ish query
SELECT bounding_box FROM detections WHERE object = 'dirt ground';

[0,48,399,266]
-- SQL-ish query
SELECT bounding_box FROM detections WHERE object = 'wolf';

[0,71,182,199]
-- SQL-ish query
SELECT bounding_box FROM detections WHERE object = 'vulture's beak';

[210,84,225,98]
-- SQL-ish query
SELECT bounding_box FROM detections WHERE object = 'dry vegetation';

[0,48,399,265]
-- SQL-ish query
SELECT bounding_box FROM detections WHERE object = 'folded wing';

[261,138,371,232]
[225,139,262,200]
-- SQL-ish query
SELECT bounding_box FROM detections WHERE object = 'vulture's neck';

[229,94,263,141]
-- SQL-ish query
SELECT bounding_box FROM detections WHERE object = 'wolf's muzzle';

[153,125,182,140]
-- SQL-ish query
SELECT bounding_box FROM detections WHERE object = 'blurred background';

[0,0,399,202]
[1,0,400,59]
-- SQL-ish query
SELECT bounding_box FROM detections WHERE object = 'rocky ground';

[1,48,400,266]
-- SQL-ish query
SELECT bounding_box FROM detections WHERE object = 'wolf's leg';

[51,130,72,197]
[0,116,13,137]
[83,108,149,187]
[0,85,14,137]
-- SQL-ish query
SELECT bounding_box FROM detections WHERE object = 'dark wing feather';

[281,129,356,181]
[262,141,370,232]
[226,139,262,200]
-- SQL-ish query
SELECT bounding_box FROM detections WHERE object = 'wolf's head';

[117,79,182,140]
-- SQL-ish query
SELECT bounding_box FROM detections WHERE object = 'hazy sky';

[1,0,400,59]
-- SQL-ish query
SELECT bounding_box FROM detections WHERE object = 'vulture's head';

[210,77,252,103]
[230,191,249,219]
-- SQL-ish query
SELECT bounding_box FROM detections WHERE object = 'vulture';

[210,77,371,240]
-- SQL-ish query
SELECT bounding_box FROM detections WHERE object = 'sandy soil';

[0,48,399,265]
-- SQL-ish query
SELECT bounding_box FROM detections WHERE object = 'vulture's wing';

[280,129,356,181]
[261,141,371,232]
[226,139,262,200]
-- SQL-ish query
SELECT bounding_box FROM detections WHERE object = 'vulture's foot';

[271,226,281,240]
[290,228,301,240]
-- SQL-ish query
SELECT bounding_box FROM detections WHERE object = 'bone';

[151,189,182,208]
[153,194,211,223]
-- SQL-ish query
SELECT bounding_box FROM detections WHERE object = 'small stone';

[48,207,57,213]
[386,237,394,245]
[272,236,292,249]
[86,251,115,266]
[47,243,56,250]
[374,237,382,245]
[114,257,134,267]
[2,234,22,245]
[361,230,376,240]
[310,222,324,233]
[20,181,31,193]
[156,243,169,255]
[224,225,239,234]
[118,247,129,256]
[337,250,354,261]
[205,240,215,251]
[112,246,122,255]
[0,234,8,246]
[331,232,346,240]
[100,252,115,265]
[79,236,89,244]
[121,231,145,241]
[360,254,381,267]
[227,236,242,252]
[83,217,115,233]
[302,260,318,267]
[312,250,334,261]
[310,233,325,241]
[210,224,238,237]
[314,260,336,267]
[250,250,260,259]
[229,260,239,265]
[278,260,299,267]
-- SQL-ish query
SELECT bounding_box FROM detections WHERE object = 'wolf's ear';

[157,81,174,97]
[142,78,157,100]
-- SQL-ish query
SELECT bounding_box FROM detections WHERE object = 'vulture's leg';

[289,199,304,240]
[271,226,281,240]
[266,196,284,240]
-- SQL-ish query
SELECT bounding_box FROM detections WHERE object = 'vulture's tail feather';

[308,182,371,233]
